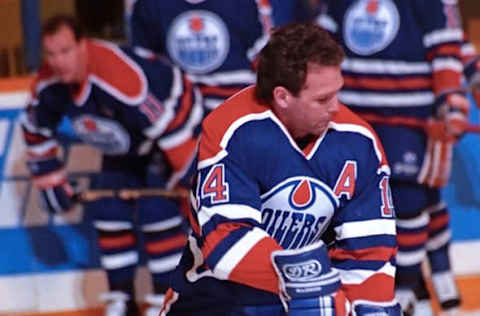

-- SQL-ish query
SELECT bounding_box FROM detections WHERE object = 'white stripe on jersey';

[396,212,429,229]
[101,251,139,269]
[93,220,134,231]
[423,28,463,48]
[141,216,184,232]
[396,248,426,266]
[334,219,396,240]
[157,88,204,150]
[341,58,431,75]
[432,57,463,72]
[144,67,183,139]
[339,91,435,107]
[426,229,452,251]
[317,14,337,33]
[198,204,262,228]
[148,253,183,273]
[337,261,396,285]
[187,70,256,85]
[26,139,59,156]
[213,227,268,280]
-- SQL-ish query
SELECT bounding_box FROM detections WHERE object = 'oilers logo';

[344,0,400,55]
[167,10,230,74]
[260,177,338,250]
[72,115,131,155]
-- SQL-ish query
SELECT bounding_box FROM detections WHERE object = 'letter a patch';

[334,160,357,200]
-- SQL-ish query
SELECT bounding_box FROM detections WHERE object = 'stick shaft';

[78,187,189,202]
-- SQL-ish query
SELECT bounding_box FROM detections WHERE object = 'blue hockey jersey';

[21,39,203,185]
[167,86,397,307]
[317,0,464,183]
[129,0,272,113]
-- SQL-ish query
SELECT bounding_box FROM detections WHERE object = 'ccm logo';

[282,260,322,281]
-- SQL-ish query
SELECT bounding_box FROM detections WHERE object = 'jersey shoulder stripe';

[198,86,270,167]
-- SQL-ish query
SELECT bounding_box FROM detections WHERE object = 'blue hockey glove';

[352,300,402,316]
[271,241,348,316]
[28,157,75,214]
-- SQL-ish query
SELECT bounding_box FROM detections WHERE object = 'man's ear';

[273,86,290,109]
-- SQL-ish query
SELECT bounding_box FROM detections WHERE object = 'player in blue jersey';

[128,0,273,117]
[21,15,203,316]
[317,1,469,314]
[160,22,400,316]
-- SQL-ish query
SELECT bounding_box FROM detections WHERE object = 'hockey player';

[128,0,273,116]
[317,0,468,314]
[160,23,400,316]
[21,15,203,316]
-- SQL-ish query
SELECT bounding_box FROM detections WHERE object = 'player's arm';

[417,0,468,133]
[20,76,75,213]
[328,134,400,314]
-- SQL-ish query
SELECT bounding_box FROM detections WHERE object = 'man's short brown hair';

[42,15,85,41]
[256,23,344,103]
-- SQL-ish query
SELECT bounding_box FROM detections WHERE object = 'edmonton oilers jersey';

[168,87,397,306]
[129,0,272,113]
[317,0,464,182]
[318,0,463,118]
[22,39,203,177]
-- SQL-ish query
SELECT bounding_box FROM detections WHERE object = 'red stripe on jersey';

[427,44,461,62]
[98,234,136,249]
[86,41,145,99]
[163,136,198,172]
[166,78,193,132]
[200,85,245,98]
[329,246,397,262]
[201,222,250,259]
[432,69,462,95]
[343,75,432,91]
[23,130,50,145]
[428,213,450,231]
[342,273,395,302]
[145,234,187,254]
[228,237,282,294]
[198,86,269,162]
[397,231,428,247]
[26,147,58,159]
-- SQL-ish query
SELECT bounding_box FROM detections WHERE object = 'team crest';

[167,10,230,74]
[260,177,338,249]
[73,115,131,155]
[344,0,400,55]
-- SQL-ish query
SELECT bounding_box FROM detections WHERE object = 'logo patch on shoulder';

[344,0,400,55]
[167,10,230,74]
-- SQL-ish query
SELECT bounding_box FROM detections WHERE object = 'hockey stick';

[76,187,189,203]
[359,113,480,134]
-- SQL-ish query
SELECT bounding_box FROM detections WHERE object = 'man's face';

[284,64,343,138]
[43,25,86,84]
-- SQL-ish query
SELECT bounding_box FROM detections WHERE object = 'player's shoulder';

[87,40,148,104]
[329,104,388,167]
[203,86,271,133]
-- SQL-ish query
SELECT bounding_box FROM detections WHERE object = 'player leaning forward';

[160,23,401,316]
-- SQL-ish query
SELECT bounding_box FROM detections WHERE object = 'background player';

[317,1,468,314]
[21,15,203,316]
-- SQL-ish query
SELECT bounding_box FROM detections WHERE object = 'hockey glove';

[271,241,348,316]
[439,93,470,137]
[351,300,401,316]
[28,157,75,214]
[419,93,469,188]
